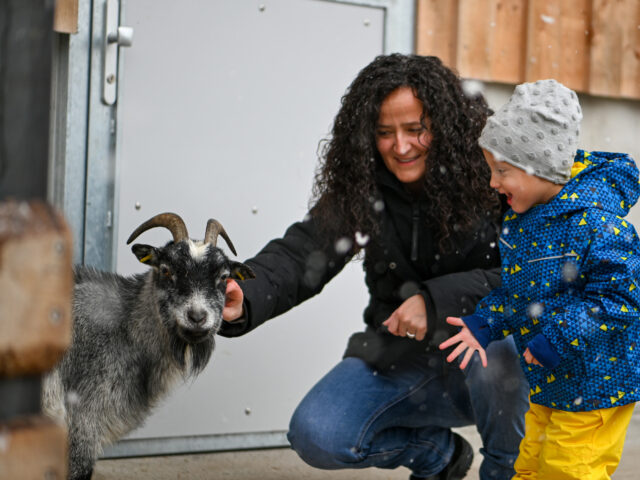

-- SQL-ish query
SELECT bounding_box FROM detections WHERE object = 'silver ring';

[406,332,416,339]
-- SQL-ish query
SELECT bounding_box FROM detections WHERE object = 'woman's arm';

[218,214,353,337]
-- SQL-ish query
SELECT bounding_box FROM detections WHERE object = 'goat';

[42,213,254,480]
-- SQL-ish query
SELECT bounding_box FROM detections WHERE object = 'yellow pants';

[513,401,635,480]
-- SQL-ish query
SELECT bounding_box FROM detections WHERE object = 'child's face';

[484,149,563,213]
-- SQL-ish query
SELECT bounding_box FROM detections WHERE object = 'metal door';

[82,0,416,457]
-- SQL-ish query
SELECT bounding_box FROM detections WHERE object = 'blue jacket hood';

[542,150,640,218]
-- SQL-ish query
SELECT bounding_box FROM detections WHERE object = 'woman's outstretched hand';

[223,278,245,322]
[382,294,427,341]
[439,317,487,369]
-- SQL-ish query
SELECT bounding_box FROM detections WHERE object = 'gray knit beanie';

[478,79,582,184]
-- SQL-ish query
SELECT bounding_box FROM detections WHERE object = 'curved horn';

[204,219,237,256]
[126,212,189,245]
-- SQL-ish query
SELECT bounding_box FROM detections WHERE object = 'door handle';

[102,0,133,105]
[108,26,134,48]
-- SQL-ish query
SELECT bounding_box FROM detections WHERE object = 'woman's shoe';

[409,432,474,480]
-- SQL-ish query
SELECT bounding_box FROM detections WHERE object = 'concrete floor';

[94,414,640,480]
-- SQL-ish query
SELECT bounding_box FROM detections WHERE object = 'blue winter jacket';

[464,150,640,411]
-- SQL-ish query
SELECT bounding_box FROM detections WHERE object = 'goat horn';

[126,212,189,245]
[204,219,237,256]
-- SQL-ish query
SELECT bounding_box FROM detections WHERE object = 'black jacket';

[219,165,502,370]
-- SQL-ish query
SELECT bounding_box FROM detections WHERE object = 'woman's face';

[375,87,432,190]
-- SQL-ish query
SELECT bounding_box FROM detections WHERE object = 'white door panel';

[113,0,383,445]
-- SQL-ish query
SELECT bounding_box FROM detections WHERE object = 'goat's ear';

[230,262,255,281]
[131,244,160,267]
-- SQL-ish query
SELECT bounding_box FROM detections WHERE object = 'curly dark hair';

[310,53,500,252]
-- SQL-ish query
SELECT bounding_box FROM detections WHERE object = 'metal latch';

[102,0,133,105]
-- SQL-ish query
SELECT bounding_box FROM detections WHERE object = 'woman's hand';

[223,279,244,322]
[382,294,427,341]
[439,317,487,369]
[523,348,542,366]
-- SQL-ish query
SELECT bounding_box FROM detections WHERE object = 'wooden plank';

[618,0,640,98]
[457,0,492,80]
[0,201,73,377]
[526,0,591,91]
[526,1,563,82]
[457,0,527,83]
[488,0,528,83]
[558,0,592,92]
[526,0,592,91]
[0,416,67,479]
[588,0,640,98]
[415,0,459,69]
[53,0,79,34]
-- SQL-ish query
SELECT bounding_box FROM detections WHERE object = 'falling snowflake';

[335,237,353,254]
[540,14,555,24]
[562,262,578,282]
[355,231,370,246]
[461,79,484,98]
[67,391,80,407]
[528,302,544,318]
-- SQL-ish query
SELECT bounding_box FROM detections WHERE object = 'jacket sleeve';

[536,210,640,359]
[420,268,505,343]
[218,214,352,337]
[418,219,506,343]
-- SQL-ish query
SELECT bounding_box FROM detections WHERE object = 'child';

[440,79,640,479]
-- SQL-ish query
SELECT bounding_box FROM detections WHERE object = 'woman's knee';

[288,400,361,468]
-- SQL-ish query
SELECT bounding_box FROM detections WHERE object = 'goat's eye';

[159,265,171,277]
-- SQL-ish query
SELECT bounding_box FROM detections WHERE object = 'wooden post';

[0,200,73,480]
[53,0,79,34]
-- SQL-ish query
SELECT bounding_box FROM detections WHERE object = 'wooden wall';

[416,0,640,100]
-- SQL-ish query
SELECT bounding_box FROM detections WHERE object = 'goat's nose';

[187,308,207,325]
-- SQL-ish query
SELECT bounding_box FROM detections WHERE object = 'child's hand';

[523,348,542,366]
[439,317,488,369]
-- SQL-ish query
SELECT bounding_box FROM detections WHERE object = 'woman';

[221,54,528,480]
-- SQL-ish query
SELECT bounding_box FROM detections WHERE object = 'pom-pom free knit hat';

[478,79,582,184]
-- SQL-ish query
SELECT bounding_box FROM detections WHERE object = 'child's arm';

[523,347,542,366]
[439,317,488,369]
[525,333,561,368]
[537,209,640,361]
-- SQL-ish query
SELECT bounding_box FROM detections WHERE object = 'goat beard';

[169,331,215,376]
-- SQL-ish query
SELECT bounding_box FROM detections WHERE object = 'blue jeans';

[287,337,528,479]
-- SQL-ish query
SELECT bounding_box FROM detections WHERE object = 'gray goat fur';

[42,213,254,480]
